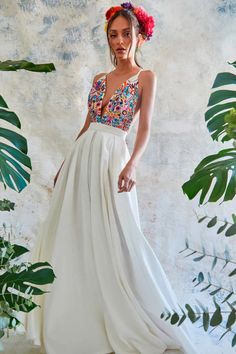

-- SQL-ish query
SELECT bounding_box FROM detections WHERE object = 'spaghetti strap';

[104,68,144,82]
[128,68,144,82]
[99,72,107,80]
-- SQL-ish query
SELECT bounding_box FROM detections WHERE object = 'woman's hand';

[118,161,136,193]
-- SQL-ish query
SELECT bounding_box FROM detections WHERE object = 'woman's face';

[107,15,141,61]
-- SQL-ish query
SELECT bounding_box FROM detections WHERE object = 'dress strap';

[128,68,144,82]
[98,73,107,80]
[102,68,144,82]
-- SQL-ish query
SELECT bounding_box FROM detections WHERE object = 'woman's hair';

[105,9,143,68]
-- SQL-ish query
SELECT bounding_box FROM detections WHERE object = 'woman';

[25,3,198,354]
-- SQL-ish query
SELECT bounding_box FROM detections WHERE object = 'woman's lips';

[116,49,125,52]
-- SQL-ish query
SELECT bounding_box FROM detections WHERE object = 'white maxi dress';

[24,68,199,354]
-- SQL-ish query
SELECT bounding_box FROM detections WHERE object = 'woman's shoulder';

[140,69,157,80]
[92,72,106,85]
[139,69,157,94]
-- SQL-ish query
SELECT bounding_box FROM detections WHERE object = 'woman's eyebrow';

[109,28,130,32]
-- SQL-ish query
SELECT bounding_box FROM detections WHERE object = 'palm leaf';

[0,102,32,192]
[228,60,236,69]
[0,96,8,109]
[205,71,236,142]
[0,59,55,73]
[182,148,236,204]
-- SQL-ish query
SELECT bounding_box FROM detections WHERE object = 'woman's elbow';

[138,118,152,134]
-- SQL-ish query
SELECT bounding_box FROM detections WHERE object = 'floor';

[0,333,183,353]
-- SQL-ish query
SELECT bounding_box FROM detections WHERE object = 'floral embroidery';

[87,76,140,132]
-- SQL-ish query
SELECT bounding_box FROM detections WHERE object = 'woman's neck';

[113,63,140,74]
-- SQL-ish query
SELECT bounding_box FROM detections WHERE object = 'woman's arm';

[129,70,157,167]
[53,110,91,187]
[75,109,91,141]
[118,70,157,193]
[54,72,106,188]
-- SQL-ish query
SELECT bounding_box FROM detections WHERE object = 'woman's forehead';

[109,15,131,29]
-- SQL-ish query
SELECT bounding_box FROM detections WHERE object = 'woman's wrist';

[128,158,138,168]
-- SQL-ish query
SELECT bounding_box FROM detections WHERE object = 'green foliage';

[0,60,55,73]
[193,271,234,303]
[172,236,236,347]
[0,99,32,192]
[161,59,236,347]
[182,148,236,205]
[0,199,15,212]
[224,108,236,139]
[161,296,236,347]
[0,58,57,342]
[0,59,56,193]
[0,236,55,336]
[182,61,236,205]
[197,213,236,237]
[205,67,236,143]
[180,237,234,277]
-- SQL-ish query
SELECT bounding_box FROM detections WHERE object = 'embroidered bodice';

[87,69,143,132]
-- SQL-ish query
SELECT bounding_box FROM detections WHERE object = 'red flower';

[133,6,155,40]
[105,6,123,21]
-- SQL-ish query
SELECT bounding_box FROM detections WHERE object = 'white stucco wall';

[1,1,236,353]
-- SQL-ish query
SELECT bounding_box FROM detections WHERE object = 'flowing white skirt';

[23,122,198,354]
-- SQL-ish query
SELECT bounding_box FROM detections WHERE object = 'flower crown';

[104,2,155,41]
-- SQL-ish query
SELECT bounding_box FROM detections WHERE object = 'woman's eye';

[110,33,130,38]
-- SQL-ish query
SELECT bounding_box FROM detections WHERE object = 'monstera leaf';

[205,61,236,143]
[0,59,55,192]
[0,96,32,192]
[182,148,236,205]
[0,237,56,333]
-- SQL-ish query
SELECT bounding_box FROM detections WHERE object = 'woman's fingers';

[118,178,136,193]
[124,177,130,190]
[127,180,135,192]
[118,174,123,189]
[118,175,125,190]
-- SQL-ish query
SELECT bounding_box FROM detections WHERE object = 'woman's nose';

[116,36,124,44]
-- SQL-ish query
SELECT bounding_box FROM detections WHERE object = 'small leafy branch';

[193,271,235,304]
[180,238,236,278]
[196,211,236,238]
[161,297,236,347]
[160,239,236,347]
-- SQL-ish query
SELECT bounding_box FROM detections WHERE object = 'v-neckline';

[100,69,143,118]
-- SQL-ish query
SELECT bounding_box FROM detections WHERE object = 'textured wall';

[1,1,236,352]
